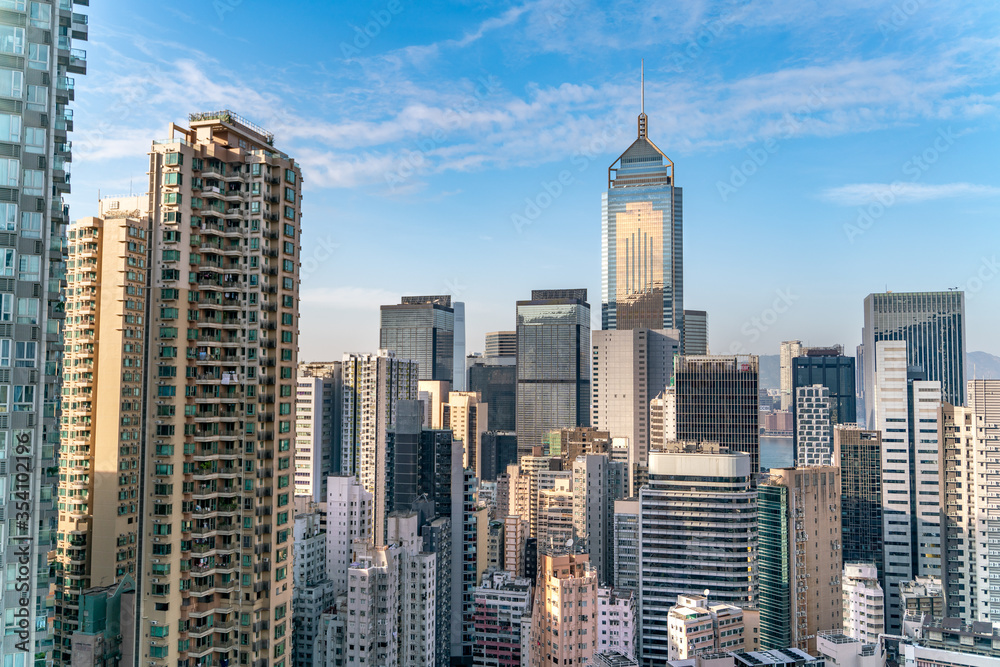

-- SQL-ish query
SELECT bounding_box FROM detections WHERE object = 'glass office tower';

[792,348,856,463]
[861,290,965,422]
[515,289,590,455]
[380,295,454,384]
[602,102,683,340]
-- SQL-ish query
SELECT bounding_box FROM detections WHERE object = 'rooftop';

[189,109,274,146]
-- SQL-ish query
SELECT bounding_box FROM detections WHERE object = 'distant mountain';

[754,351,1000,390]
[970,351,1000,379]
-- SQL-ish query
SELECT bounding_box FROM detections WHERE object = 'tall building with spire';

[602,63,683,342]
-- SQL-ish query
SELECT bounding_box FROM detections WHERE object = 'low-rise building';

[815,631,884,667]
[667,594,748,660]
[598,588,637,659]
[472,570,533,667]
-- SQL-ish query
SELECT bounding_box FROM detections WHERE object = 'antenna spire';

[637,59,648,138]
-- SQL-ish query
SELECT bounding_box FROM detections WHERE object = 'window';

[283,277,294,290]
[162,250,181,262]
[0,26,23,55]
[21,169,43,195]
[12,384,33,411]
[0,203,14,231]
[20,212,40,238]
[0,248,13,277]
[0,159,18,187]
[284,187,295,203]
[28,2,50,28]
[283,206,295,220]
[27,43,48,70]
[282,259,294,273]
[14,341,34,367]
[0,339,9,367]
[26,85,46,110]
[0,113,19,141]
[0,69,23,98]
[164,193,181,205]
[17,255,39,281]
[283,241,294,255]
[164,152,183,166]
[164,172,182,186]
[283,223,294,237]
[0,294,10,321]
[285,169,296,184]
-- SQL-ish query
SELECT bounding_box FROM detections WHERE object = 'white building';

[871,341,942,632]
[599,588,637,659]
[816,631,885,667]
[592,329,679,467]
[666,594,747,660]
[295,362,341,501]
[573,453,629,583]
[536,482,574,556]
[292,509,336,667]
[780,340,804,411]
[842,563,885,645]
[795,384,832,466]
[650,387,678,452]
[326,475,372,596]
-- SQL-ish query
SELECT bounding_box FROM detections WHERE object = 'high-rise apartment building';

[56,199,146,662]
[638,445,756,664]
[326,475,373,596]
[794,385,832,466]
[591,328,678,466]
[528,553,600,666]
[666,594,748,660]
[602,86,683,338]
[572,453,628,584]
[834,425,883,586]
[682,309,708,355]
[8,2,88,661]
[842,564,884,645]
[292,509,335,667]
[472,570,533,667]
[779,341,804,411]
[380,294,455,383]
[133,111,302,667]
[294,361,341,500]
[536,480,574,555]
[598,588,637,659]
[341,350,418,543]
[516,289,590,453]
[861,290,965,420]
[941,380,1000,624]
[674,355,760,474]
[484,331,517,361]
[442,390,487,475]
[871,341,943,632]
[758,466,843,653]
[649,388,677,452]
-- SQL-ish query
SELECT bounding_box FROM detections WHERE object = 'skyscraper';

[453,301,466,390]
[380,294,455,383]
[779,340,804,411]
[591,328,678,466]
[793,384,832,466]
[295,361,342,501]
[674,355,760,474]
[870,340,943,633]
[484,330,517,361]
[572,453,628,584]
[516,289,590,453]
[341,350,419,542]
[758,466,843,653]
[834,425,884,586]
[6,2,87,661]
[468,361,516,432]
[528,554,600,666]
[637,444,756,665]
[442,390,487,475]
[682,309,708,355]
[861,290,966,421]
[137,111,302,667]
[56,200,146,662]
[792,348,856,463]
[602,67,683,340]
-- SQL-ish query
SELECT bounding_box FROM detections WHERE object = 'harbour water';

[760,435,793,471]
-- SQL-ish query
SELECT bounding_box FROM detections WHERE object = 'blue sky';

[68,0,1000,360]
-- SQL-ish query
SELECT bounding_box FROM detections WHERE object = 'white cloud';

[822,182,1000,206]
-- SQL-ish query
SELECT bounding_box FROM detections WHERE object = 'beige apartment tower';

[55,197,150,658]
[139,112,301,667]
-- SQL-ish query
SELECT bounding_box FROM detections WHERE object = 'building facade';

[835,425,884,587]
[794,385,832,466]
[674,355,760,474]
[842,563,884,645]
[591,328,678,467]
[472,571,533,667]
[379,294,455,383]
[516,289,590,453]
[294,361,341,500]
[682,310,708,355]
[758,466,843,653]
[666,594,747,660]
[468,361,515,432]
[638,445,757,665]
[528,554,599,666]
[602,98,683,339]
[779,341,804,412]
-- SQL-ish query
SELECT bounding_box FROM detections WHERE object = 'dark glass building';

[836,425,884,585]
[792,349,856,462]
[674,355,760,474]
[380,294,455,383]
[469,362,516,432]
[516,289,591,454]
[861,290,966,421]
[479,431,518,482]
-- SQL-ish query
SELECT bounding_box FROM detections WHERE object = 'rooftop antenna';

[638,59,647,138]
